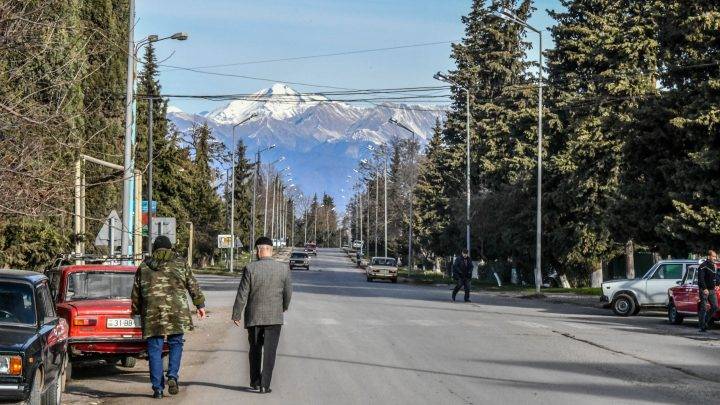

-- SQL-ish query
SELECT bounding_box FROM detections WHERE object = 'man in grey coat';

[232,236,293,394]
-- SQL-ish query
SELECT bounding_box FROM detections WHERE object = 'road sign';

[218,234,233,249]
[94,210,122,250]
[142,200,157,213]
[150,217,176,244]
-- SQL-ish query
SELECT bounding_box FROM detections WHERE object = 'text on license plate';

[106,318,137,328]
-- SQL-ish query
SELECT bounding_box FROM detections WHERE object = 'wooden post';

[187,222,194,268]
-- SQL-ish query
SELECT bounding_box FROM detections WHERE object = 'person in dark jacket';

[698,250,718,332]
[232,236,293,394]
[452,249,473,302]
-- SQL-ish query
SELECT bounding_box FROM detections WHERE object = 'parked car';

[600,259,697,316]
[45,264,151,378]
[0,269,68,405]
[366,257,398,283]
[304,243,317,256]
[667,262,720,325]
[352,240,364,249]
[289,252,310,270]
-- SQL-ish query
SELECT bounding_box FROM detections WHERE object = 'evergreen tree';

[657,1,720,251]
[545,0,660,285]
[231,139,254,248]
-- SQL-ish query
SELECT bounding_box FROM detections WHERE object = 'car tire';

[25,369,42,405]
[366,276,372,282]
[120,356,136,368]
[668,302,684,325]
[391,278,398,283]
[612,294,636,317]
[64,361,73,382]
[45,359,65,405]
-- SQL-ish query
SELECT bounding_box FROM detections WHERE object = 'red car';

[667,262,720,326]
[45,264,147,377]
[304,243,318,256]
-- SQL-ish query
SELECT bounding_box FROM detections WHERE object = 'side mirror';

[675,280,682,285]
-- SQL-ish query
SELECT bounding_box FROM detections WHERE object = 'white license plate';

[106,318,137,328]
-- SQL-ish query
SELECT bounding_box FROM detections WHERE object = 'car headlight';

[0,355,22,376]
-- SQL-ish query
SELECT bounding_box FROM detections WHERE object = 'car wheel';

[64,361,73,382]
[45,359,65,405]
[366,276,372,282]
[25,369,42,405]
[120,356,136,368]
[612,294,636,316]
[391,278,398,283]
[668,302,684,325]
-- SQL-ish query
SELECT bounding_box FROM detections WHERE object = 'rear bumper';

[368,273,397,279]
[69,337,147,357]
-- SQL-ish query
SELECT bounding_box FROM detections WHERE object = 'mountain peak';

[267,83,297,95]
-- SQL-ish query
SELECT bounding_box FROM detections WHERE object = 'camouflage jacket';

[131,249,205,338]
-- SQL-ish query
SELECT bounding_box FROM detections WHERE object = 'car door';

[644,263,685,305]
[673,266,694,312]
[36,283,61,387]
[678,266,699,313]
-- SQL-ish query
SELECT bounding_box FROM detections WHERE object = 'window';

[36,284,55,320]
[371,258,397,266]
[66,271,134,301]
[291,253,308,259]
[651,264,684,280]
[684,266,696,285]
[47,271,60,300]
[0,282,36,325]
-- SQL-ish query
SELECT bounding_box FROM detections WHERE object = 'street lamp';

[494,7,544,294]
[250,144,276,261]
[121,18,188,261]
[389,118,419,272]
[229,113,258,273]
[434,71,471,255]
[263,156,284,235]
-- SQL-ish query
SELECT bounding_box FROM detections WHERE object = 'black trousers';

[247,325,282,389]
[699,291,718,330]
[452,277,471,301]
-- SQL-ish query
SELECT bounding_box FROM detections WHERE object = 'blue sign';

[142,200,157,213]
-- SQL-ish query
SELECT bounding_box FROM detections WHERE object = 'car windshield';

[0,282,36,325]
[66,271,134,301]
[291,253,308,258]
[372,258,396,266]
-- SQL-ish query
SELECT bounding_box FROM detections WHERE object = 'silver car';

[366,257,398,283]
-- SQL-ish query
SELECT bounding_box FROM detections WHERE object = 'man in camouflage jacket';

[131,235,206,399]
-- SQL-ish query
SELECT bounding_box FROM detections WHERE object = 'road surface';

[65,248,720,404]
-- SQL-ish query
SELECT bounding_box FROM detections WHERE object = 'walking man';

[452,249,473,302]
[131,235,206,399]
[232,236,293,394]
[698,249,718,332]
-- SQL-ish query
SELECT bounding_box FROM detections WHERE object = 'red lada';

[667,262,720,326]
[45,264,145,378]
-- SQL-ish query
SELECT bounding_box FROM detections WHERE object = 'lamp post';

[228,114,257,272]
[263,156,284,235]
[250,144,275,261]
[122,9,188,260]
[494,8,544,294]
[389,118,419,272]
[434,72,471,254]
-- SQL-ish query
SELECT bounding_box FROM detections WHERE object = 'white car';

[600,259,697,316]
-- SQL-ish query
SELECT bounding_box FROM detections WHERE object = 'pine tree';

[545,0,661,285]
[657,1,720,252]
[231,139,254,248]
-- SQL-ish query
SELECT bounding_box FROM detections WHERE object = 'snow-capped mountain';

[167,83,446,205]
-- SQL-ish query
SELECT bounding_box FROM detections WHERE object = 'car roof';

[0,269,47,285]
[371,257,395,260]
[657,259,700,264]
[56,264,137,273]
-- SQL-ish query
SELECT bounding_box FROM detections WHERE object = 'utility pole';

[249,143,275,259]
[375,170,379,257]
[187,222,194,268]
[263,167,270,235]
[384,147,388,258]
[146,97,154,255]
[121,0,136,261]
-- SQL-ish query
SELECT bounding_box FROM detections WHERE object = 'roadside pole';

[134,170,142,263]
[187,222,194,268]
[146,97,154,255]
[121,0,136,262]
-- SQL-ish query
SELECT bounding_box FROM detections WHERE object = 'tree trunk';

[590,261,603,287]
[558,273,571,288]
[625,240,635,279]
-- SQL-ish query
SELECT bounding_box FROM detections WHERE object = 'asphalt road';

[64,248,720,405]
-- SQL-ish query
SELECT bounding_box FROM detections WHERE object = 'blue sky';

[136,0,561,113]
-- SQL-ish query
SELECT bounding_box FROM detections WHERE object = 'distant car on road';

[352,240,364,250]
[289,252,310,270]
[46,264,153,378]
[304,243,317,256]
[366,257,398,283]
[0,269,68,405]
[600,259,697,316]
[667,262,720,326]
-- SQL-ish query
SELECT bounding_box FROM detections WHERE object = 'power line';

[159,40,454,71]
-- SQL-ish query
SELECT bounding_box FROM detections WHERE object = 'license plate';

[107,318,137,328]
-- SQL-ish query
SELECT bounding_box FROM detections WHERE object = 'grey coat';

[232,257,293,328]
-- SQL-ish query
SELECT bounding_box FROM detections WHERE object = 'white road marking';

[559,321,598,330]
